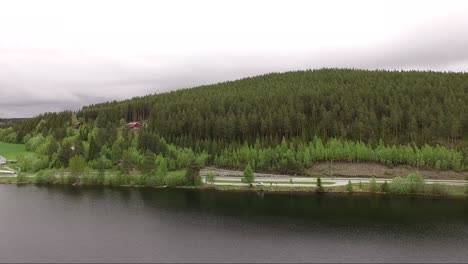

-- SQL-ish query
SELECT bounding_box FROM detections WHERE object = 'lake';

[0,185,466,263]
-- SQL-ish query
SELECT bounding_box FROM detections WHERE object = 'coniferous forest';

[1,69,467,183]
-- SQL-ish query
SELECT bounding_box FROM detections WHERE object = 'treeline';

[214,137,465,173]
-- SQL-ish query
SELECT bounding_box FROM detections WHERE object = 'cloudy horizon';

[1,0,468,118]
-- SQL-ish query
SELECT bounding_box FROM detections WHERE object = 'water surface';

[0,185,466,263]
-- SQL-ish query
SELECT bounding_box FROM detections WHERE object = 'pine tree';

[242,163,254,185]
[140,150,155,176]
[88,136,99,161]
[155,157,168,184]
[185,159,201,186]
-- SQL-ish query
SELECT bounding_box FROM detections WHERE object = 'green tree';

[119,151,132,175]
[140,150,155,176]
[69,155,87,184]
[57,141,73,167]
[88,136,99,161]
[96,156,106,185]
[185,159,202,186]
[155,157,168,184]
[242,163,254,185]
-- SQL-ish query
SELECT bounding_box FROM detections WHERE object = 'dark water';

[0,185,467,263]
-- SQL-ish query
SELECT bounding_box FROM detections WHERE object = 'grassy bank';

[196,183,468,197]
[0,142,29,160]
[4,168,467,198]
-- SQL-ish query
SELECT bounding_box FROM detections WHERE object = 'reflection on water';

[0,185,466,263]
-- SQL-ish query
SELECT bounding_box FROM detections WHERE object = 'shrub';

[166,172,187,187]
[369,177,378,192]
[316,177,324,192]
[390,176,410,193]
[381,181,389,193]
[105,172,129,186]
[407,173,424,193]
[390,173,425,194]
[205,172,215,184]
[34,169,56,184]
[16,171,29,183]
[346,180,353,193]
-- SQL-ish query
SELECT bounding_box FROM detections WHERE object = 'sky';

[1,0,468,118]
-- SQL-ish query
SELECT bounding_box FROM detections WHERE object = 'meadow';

[0,142,29,160]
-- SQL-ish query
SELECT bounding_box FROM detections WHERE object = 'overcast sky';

[1,0,468,117]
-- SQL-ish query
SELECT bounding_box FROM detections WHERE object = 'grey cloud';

[1,10,468,118]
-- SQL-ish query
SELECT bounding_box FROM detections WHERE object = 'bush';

[34,169,56,184]
[381,181,389,193]
[104,172,130,186]
[166,172,187,187]
[316,177,324,192]
[16,171,29,183]
[205,172,215,184]
[407,173,424,193]
[346,180,353,193]
[390,173,425,194]
[390,176,410,193]
[390,173,424,193]
[369,177,378,192]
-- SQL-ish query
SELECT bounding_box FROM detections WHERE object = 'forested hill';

[78,69,467,147]
[1,69,468,175]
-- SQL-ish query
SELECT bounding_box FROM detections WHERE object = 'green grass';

[0,142,29,160]
[0,176,17,183]
[214,179,334,185]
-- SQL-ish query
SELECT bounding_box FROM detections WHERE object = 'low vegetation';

[0,142,29,160]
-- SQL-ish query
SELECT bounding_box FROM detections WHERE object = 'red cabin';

[127,122,141,129]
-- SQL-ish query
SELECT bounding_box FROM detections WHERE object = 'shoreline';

[4,180,466,199]
[179,185,468,199]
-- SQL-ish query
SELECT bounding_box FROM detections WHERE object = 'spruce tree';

[242,163,254,185]
[88,136,99,162]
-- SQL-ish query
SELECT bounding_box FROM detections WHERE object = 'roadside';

[307,161,466,180]
[201,167,468,187]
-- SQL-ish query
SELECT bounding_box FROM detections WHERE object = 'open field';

[0,142,29,160]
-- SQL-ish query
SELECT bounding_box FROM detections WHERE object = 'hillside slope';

[78,69,468,147]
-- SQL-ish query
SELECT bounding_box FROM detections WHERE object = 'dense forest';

[1,69,467,181]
